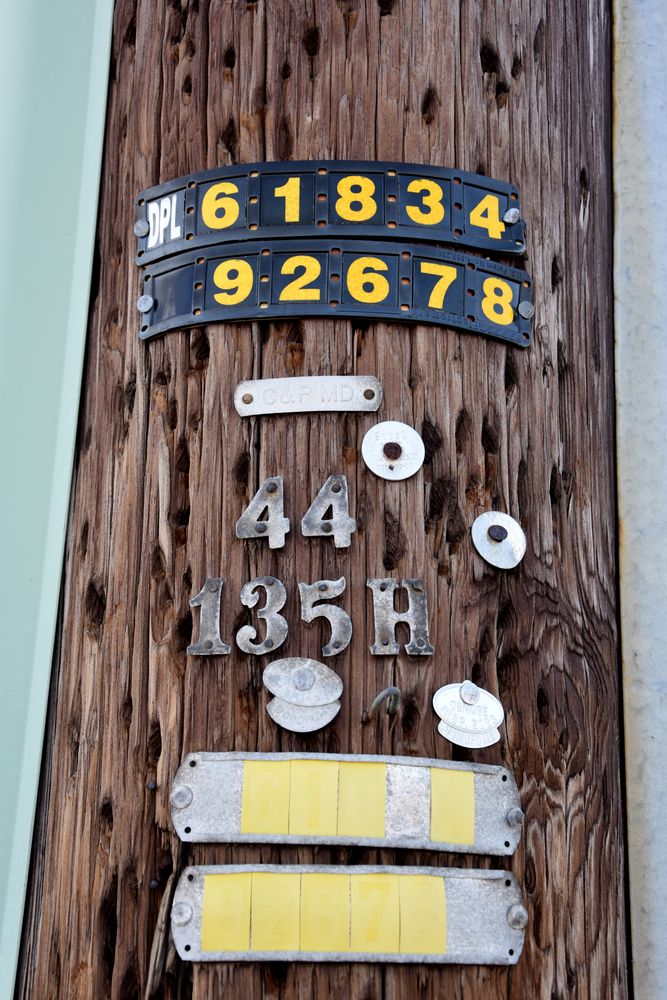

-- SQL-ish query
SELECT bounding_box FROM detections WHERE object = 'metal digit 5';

[298,578,352,657]
[236,576,288,655]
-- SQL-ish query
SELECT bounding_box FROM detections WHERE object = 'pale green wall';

[0,1,114,993]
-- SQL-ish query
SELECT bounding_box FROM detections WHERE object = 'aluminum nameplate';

[135,159,526,264]
[136,239,533,348]
[171,864,527,964]
[234,375,382,416]
[170,752,523,855]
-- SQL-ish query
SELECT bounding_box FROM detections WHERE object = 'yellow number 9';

[201,181,240,230]
[213,259,254,305]
[346,256,390,303]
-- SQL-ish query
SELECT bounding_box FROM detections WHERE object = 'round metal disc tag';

[437,719,501,748]
[267,698,341,732]
[432,682,505,733]
[361,421,425,481]
[263,657,343,707]
[471,511,527,569]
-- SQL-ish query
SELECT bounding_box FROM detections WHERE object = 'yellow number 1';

[419,262,457,308]
[274,177,300,223]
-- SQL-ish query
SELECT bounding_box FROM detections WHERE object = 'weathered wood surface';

[18,1,626,998]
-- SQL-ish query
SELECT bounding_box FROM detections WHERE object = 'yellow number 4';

[469,194,505,240]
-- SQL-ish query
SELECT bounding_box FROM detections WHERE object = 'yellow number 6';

[201,181,240,230]
[346,256,390,303]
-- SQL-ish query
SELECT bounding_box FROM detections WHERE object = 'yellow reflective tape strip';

[200,871,449,955]
[201,873,251,952]
[337,761,386,838]
[300,873,350,952]
[430,767,475,845]
[350,874,400,953]
[289,760,339,836]
[240,760,291,834]
[251,872,301,951]
[398,875,446,955]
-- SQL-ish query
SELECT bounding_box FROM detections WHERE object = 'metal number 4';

[187,578,231,655]
[298,578,353,656]
[301,474,356,548]
[235,476,290,549]
[236,576,288,655]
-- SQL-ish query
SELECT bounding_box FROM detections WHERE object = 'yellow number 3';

[481,277,514,326]
[405,179,445,225]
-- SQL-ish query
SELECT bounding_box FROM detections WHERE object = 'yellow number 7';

[419,262,457,308]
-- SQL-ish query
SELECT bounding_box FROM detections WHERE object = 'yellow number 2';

[420,262,457,308]
[346,256,390,303]
[274,177,301,223]
[279,256,321,301]
[405,179,445,225]
[481,277,514,326]
[201,181,240,230]
[213,259,254,305]
[469,194,505,240]
[336,175,377,222]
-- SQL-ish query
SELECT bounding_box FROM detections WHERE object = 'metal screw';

[293,668,315,691]
[319,582,328,591]
[518,301,535,319]
[364,389,375,399]
[383,441,403,461]
[255,523,267,533]
[172,902,194,927]
[507,904,529,930]
[266,482,278,493]
[488,524,509,542]
[322,523,332,533]
[170,785,194,809]
[264,639,274,649]
[134,219,150,237]
[331,482,342,493]
[204,640,213,649]
[460,681,480,705]
[507,807,525,827]
[503,207,521,225]
[136,294,154,314]
[242,393,253,404]
[417,638,425,647]
[207,582,218,592]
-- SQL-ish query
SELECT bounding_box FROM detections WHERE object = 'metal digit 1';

[298,578,353,657]
[187,578,231,656]
[235,476,290,549]
[301,474,356,548]
[236,576,288,655]
[367,578,434,656]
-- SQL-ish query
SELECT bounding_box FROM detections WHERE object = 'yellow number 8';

[481,277,514,326]
[336,175,377,222]
[213,259,254,305]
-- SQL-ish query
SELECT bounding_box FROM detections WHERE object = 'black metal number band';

[134,160,525,264]
[136,239,533,347]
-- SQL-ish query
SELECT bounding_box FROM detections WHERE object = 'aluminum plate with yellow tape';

[170,864,528,964]
[170,752,523,855]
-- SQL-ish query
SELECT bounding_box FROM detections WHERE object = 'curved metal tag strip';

[135,159,526,263]
[170,864,527,965]
[234,375,382,415]
[170,751,523,855]
[136,240,533,347]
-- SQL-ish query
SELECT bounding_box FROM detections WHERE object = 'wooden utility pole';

[18,1,626,997]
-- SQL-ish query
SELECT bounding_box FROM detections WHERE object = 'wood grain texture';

[18,1,626,998]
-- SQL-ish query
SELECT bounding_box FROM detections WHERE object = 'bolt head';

[518,300,535,320]
[460,681,481,705]
[503,207,521,225]
[255,523,267,534]
[488,524,509,542]
[507,807,525,827]
[170,785,193,809]
[136,294,154,314]
[507,904,529,930]
[134,219,150,237]
[172,902,193,927]
[266,482,278,493]
[293,668,315,691]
